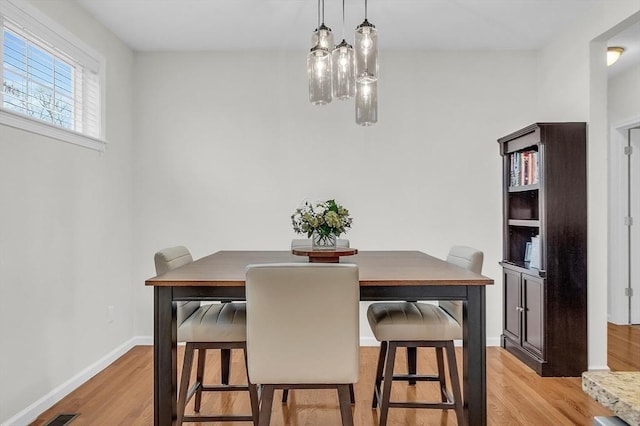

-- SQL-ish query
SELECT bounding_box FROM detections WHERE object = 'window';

[0,0,106,151]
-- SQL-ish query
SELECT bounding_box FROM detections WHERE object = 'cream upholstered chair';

[154,246,258,425]
[245,263,360,426]
[290,238,350,249]
[366,246,483,426]
[286,238,353,404]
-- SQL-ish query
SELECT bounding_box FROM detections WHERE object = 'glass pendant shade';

[355,79,377,126]
[308,46,332,105]
[355,19,378,82]
[332,40,355,100]
[312,24,334,51]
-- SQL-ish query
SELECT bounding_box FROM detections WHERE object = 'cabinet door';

[522,274,544,359]
[503,268,521,342]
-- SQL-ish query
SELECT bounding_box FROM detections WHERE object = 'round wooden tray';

[291,247,358,263]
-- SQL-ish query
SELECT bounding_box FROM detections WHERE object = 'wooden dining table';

[145,250,494,426]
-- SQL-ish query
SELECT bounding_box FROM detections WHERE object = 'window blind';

[0,0,105,151]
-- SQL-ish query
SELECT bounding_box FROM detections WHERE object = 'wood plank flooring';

[32,334,635,426]
[608,322,640,371]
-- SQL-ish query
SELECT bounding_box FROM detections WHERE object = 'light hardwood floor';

[608,322,640,371]
[32,324,639,425]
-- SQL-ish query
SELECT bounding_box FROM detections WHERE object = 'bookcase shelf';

[499,260,545,277]
[508,183,540,193]
[508,219,540,227]
[498,122,587,377]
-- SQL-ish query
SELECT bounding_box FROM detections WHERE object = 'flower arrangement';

[291,199,353,245]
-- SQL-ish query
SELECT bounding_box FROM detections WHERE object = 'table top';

[146,250,494,287]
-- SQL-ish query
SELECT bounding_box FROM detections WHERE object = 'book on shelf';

[524,242,532,262]
[509,150,539,187]
[529,235,541,269]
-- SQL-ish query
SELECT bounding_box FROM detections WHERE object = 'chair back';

[154,246,199,326]
[291,238,350,249]
[440,246,484,325]
[245,263,359,385]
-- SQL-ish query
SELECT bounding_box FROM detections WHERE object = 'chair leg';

[242,346,260,425]
[379,342,397,426]
[221,348,231,385]
[258,385,275,426]
[372,341,387,408]
[177,343,195,425]
[337,384,354,426]
[445,341,466,426]
[284,384,354,405]
[406,300,418,386]
[194,348,206,412]
[249,382,260,425]
[435,346,448,403]
[407,346,417,385]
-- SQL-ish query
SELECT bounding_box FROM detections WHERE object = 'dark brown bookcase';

[498,122,587,377]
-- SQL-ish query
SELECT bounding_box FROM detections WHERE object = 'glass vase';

[312,232,337,250]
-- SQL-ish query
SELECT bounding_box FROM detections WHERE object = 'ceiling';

[76,0,638,75]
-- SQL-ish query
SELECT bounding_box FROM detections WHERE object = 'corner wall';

[536,1,640,370]
[0,1,135,423]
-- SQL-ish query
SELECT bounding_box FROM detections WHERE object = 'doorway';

[609,121,640,325]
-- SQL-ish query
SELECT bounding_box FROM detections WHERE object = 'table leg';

[154,287,177,426]
[464,286,486,426]
[407,347,417,385]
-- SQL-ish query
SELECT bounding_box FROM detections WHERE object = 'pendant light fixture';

[355,79,377,126]
[354,0,378,83]
[307,0,378,125]
[354,0,377,125]
[332,0,355,100]
[308,0,333,105]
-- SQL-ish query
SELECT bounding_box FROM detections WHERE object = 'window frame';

[0,0,107,152]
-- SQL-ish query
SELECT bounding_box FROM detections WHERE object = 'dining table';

[145,250,494,426]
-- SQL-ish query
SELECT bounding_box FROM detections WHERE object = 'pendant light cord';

[365,0,368,20]
[341,0,345,40]
[317,0,321,29]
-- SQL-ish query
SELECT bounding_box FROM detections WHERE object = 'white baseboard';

[588,365,611,372]
[360,336,381,346]
[2,336,148,426]
[136,335,153,346]
[486,336,501,347]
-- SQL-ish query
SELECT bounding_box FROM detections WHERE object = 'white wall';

[536,1,640,370]
[0,1,134,424]
[132,50,538,344]
[609,63,640,124]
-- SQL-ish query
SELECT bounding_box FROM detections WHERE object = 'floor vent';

[43,414,78,426]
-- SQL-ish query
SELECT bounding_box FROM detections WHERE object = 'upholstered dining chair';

[366,246,484,426]
[286,237,353,404]
[154,246,258,424]
[245,263,360,426]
